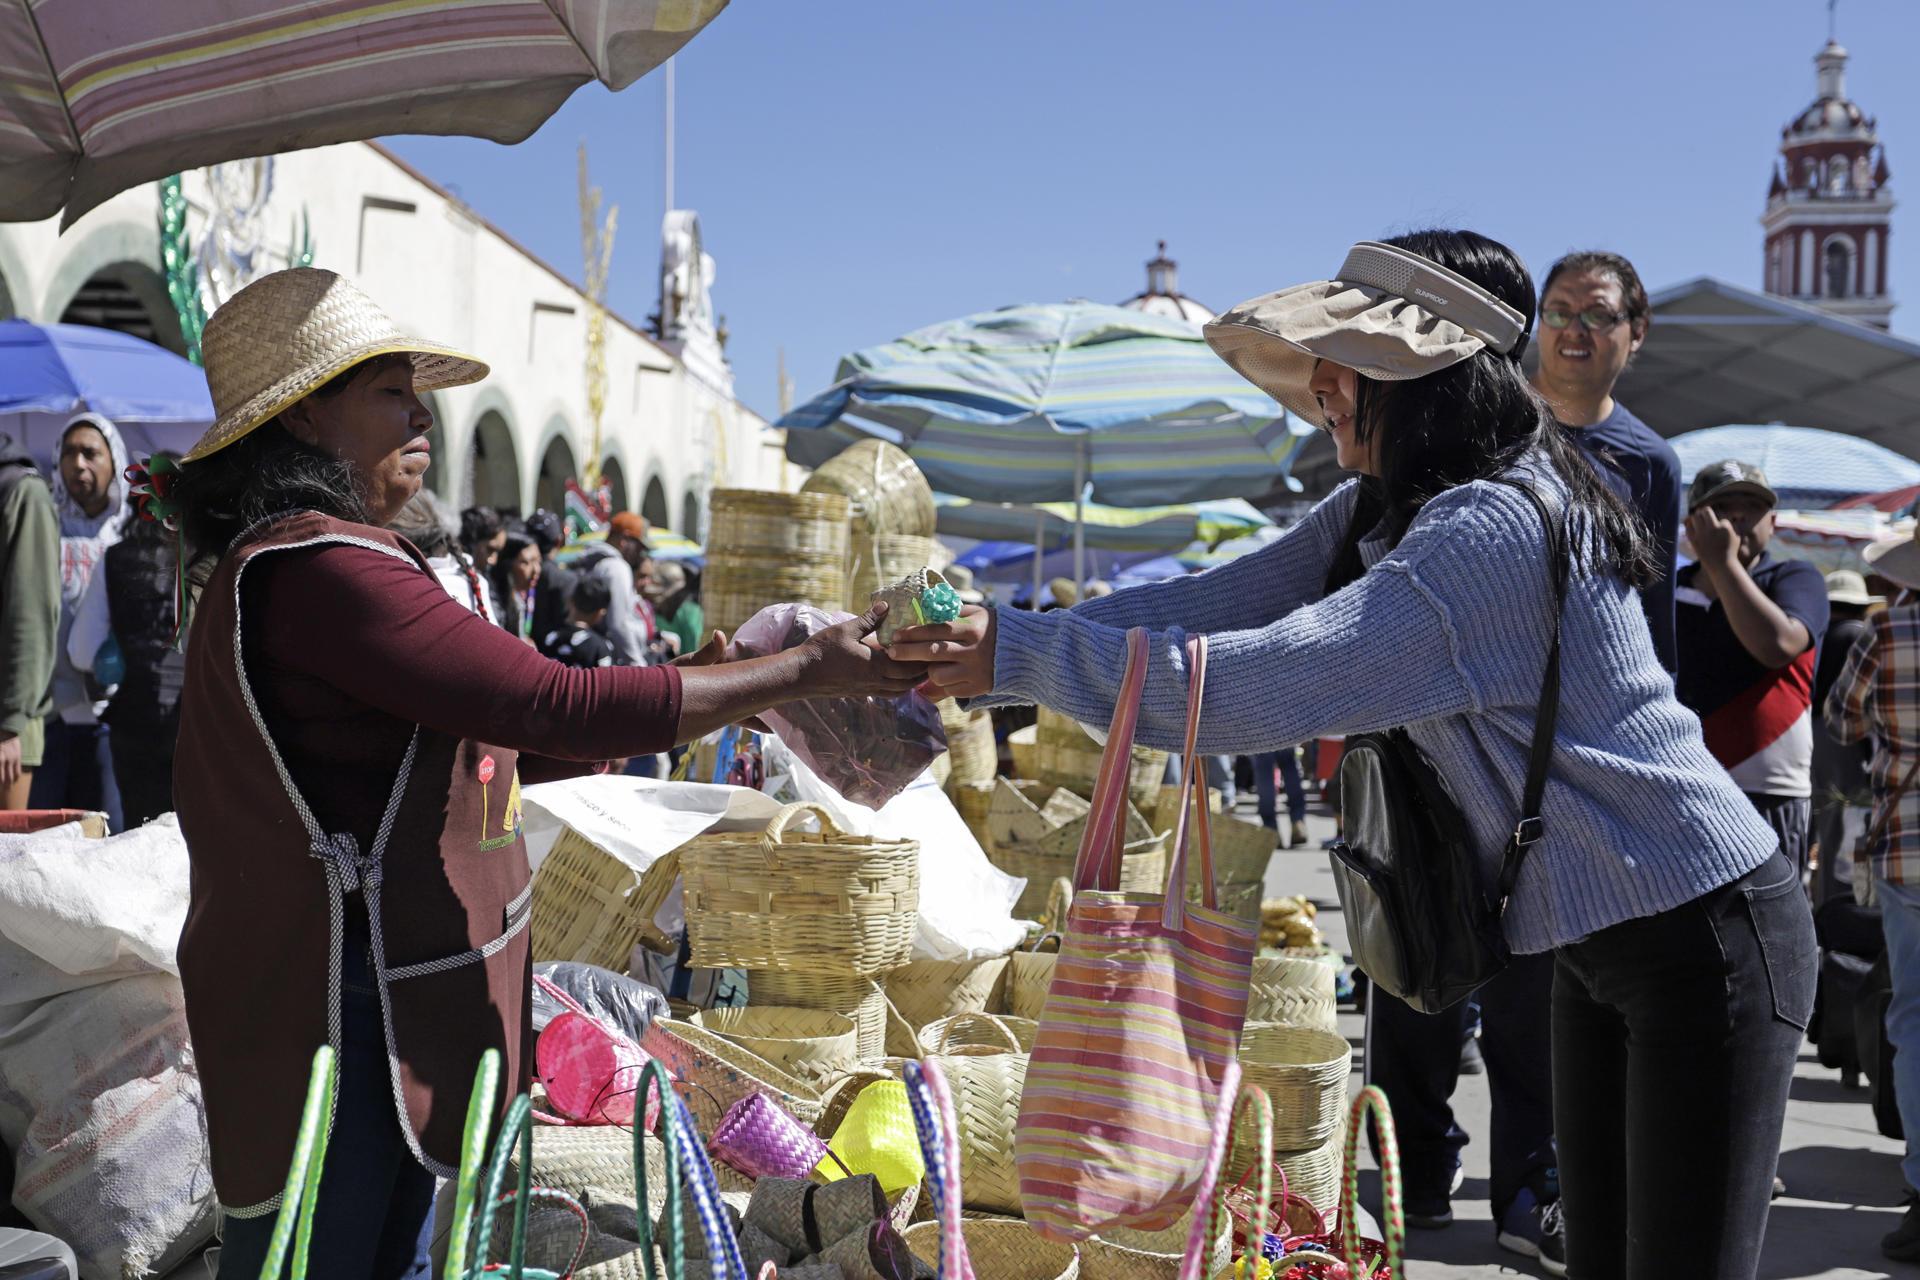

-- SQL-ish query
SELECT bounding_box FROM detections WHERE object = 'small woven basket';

[753,969,891,1062]
[847,531,945,614]
[886,954,1012,1030]
[682,802,919,976]
[1006,878,1072,1020]
[938,699,998,791]
[903,1218,1079,1280]
[1235,1024,1353,1155]
[702,488,851,640]
[1244,952,1339,1032]
[690,1007,859,1086]
[924,1053,1030,1216]
[917,1012,1036,1056]
[529,833,682,973]
[638,1017,824,1135]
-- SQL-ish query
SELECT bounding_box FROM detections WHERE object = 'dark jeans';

[27,718,123,831]
[215,951,436,1279]
[1553,849,1815,1279]
[1254,749,1307,829]
[1365,950,1556,1215]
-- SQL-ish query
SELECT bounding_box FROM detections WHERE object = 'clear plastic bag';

[530,960,669,1040]
[729,602,947,809]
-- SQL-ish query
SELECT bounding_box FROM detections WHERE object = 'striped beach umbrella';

[934,493,1270,553]
[781,301,1314,509]
[0,0,728,227]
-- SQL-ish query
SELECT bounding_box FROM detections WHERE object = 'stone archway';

[465,410,522,515]
[600,455,629,513]
[535,432,578,516]
[641,475,671,531]
[682,489,703,541]
[56,262,185,355]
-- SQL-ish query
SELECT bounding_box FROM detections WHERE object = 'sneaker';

[1884,1194,1920,1261]
[1406,1164,1465,1229]
[1290,819,1310,848]
[1496,1190,1567,1276]
[1459,1035,1486,1076]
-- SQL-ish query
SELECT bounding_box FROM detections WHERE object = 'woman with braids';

[165,269,923,1275]
[388,488,495,621]
[890,231,1815,1279]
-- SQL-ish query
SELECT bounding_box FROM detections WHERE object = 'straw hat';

[185,268,488,462]
[1825,569,1884,606]
[1204,240,1529,426]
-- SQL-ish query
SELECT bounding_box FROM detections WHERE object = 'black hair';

[459,504,504,553]
[525,509,564,555]
[570,576,613,615]
[175,421,367,559]
[1539,250,1651,338]
[1322,229,1657,596]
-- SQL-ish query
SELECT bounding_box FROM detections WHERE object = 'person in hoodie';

[571,510,651,665]
[29,413,127,827]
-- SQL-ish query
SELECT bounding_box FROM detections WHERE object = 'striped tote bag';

[1015,628,1258,1242]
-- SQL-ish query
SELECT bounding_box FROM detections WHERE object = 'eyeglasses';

[1542,307,1629,332]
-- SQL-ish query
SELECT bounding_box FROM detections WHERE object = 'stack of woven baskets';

[702,487,852,641]
[680,802,921,1074]
[1032,707,1166,812]
[799,439,940,615]
[981,778,1166,920]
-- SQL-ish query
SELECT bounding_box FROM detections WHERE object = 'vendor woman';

[168,269,924,1276]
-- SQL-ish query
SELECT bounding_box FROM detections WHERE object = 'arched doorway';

[641,476,671,531]
[465,410,522,515]
[57,263,185,355]
[601,456,629,513]
[419,393,450,499]
[535,432,578,515]
[682,489,703,541]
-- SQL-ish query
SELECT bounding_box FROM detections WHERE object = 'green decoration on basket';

[441,1050,502,1280]
[871,568,962,645]
[158,174,206,365]
[256,1045,336,1280]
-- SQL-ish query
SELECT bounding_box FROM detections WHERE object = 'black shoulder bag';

[1327,482,1568,1013]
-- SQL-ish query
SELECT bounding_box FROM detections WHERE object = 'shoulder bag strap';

[1072,627,1152,894]
[1491,481,1570,911]
[1162,634,1212,929]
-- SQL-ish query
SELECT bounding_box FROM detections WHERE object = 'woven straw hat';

[186,268,488,461]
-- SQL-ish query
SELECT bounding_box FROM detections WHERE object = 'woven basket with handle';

[1006,877,1073,1020]
[690,1006,859,1086]
[752,968,892,1062]
[917,1012,1036,1057]
[639,1017,825,1135]
[682,802,919,976]
[528,834,681,973]
[886,953,1012,1030]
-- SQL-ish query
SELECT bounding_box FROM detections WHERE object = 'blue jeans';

[1253,749,1306,830]
[214,950,436,1278]
[27,718,123,831]
[1880,879,1920,1190]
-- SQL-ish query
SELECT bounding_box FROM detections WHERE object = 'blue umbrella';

[0,320,214,467]
[1669,424,1920,510]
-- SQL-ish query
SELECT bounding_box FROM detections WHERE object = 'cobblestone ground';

[1256,796,1909,1280]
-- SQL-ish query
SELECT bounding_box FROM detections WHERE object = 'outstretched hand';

[800,600,929,699]
[887,604,996,700]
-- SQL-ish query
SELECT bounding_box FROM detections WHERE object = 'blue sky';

[386,0,1920,423]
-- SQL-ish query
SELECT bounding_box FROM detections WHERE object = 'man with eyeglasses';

[1533,251,1683,671]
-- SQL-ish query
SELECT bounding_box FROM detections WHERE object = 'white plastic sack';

[0,816,214,1279]
[761,737,1027,961]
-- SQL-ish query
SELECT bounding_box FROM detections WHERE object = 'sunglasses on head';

[1542,307,1629,333]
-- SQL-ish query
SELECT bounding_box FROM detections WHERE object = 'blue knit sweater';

[983,469,1777,953]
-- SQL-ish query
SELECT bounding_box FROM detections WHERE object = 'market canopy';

[1668,423,1920,509]
[0,0,728,227]
[0,319,214,465]
[1617,277,1920,462]
[933,494,1270,553]
[780,301,1314,508]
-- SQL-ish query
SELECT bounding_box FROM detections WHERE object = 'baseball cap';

[1686,459,1777,513]
[608,511,649,543]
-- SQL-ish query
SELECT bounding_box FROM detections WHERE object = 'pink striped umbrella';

[0,0,727,227]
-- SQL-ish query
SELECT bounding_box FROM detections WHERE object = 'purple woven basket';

[710,1092,835,1182]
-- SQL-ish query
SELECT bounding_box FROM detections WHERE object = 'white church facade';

[0,139,788,537]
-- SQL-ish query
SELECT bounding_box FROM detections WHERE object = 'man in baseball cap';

[1675,458,1829,883]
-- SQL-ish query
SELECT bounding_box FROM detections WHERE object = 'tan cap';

[1203,241,1529,426]
[186,268,487,462]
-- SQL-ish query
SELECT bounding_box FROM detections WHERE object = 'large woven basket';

[702,488,851,639]
[1008,724,1038,780]
[1244,952,1339,1031]
[903,1219,1079,1280]
[1272,1125,1345,1216]
[690,1007,859,1086]
[932,1051,1029,1215]
[1035,707,1166,809]
[800,439,937,537]
[639,1018,824,1134]
[952,781,998,850]
[752,969,891,1062]
[918,1012,1036,1056]
[529,832,682,973]
[682,802,919,976]
[846,531,945,613]
[484,1125,667,1279]
[1235,1024,1352,1156]
[939,699,998,791]
[1080,1212,1231,1280]
[886,953,1011,1030]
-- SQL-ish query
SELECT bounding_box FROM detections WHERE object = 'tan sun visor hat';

[1203,241,1529,426]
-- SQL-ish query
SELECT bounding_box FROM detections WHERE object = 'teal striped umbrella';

[780,302,1314,507]
[933,494,1270,552]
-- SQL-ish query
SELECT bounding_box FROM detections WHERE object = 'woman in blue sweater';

[890,230,1814,1280]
